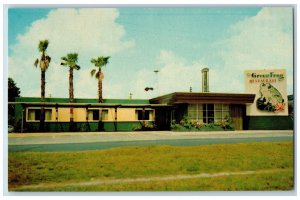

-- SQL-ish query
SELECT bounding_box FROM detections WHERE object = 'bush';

[171,116,234,131]
[133,121,157,131]
[214,119,234,130]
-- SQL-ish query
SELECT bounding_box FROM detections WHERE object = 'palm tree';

[61,53,80,131]
[34,40,51,131]
[90,56,110,103]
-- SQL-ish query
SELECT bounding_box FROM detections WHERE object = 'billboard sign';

[245,69,288,116]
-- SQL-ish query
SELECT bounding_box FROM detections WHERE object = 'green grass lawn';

[8,141,294,191]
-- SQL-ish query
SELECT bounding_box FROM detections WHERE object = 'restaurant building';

[11,68,293,132]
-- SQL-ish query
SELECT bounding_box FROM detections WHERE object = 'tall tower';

[201,68,209,92]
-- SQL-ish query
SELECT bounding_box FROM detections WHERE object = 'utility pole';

[154,70,159,96]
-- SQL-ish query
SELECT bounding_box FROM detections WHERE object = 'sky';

[7,6,294,100]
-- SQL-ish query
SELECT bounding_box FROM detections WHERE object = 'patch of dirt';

[12,168,290,191]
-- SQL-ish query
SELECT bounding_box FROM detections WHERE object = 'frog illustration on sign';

[256,83,285,112]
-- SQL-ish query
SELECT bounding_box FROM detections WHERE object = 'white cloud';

[9,8,134,98]
[214,7,293,94]
[131,50,207,98]
[131,7,293,98]
[9,7,293,101]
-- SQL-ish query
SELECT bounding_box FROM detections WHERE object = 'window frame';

[26,107,53,122]
[135,108,154,121]
[87,109,109,122]
[214,104,230,122]
[188,104,230,123]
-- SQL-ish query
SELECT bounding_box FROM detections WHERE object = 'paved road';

[8,130,293,152]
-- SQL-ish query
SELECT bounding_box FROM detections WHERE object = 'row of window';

[87,110,153,121]
[188,104,230,123]
[28,109,52,121]
[26,108,153,122]
[88,110,108,121]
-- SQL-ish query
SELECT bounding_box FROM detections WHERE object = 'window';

[101,110,108,120]
[203,104,214,123]
[136,109,153,120]
[88,110,99,121]
[45,110,52,120]
[88,109,108,121]
[188,104,230,123]
[214,104,230,122]
[27,109,52,121]
[28,109,39,121]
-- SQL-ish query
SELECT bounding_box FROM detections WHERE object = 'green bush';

[171,116,234,131]
[133,121,157,131]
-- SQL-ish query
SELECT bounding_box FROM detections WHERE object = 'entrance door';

[155,108,171,130]
[230,105,244,130]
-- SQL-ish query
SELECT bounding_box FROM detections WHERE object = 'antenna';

[154,70,159,95]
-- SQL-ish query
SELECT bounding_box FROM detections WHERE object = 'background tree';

[90,56,110,103]
[61,53,80,131]
[34,40,51,131]
[8,77,21,125]
[8,77,21,102]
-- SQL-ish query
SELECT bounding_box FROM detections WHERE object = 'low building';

[12,97,170,132]
[10,68,293,132]
[11,92,293,132]
[150,92,255,130]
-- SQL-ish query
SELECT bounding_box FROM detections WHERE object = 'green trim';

[245,116,293,130]
[19,122,144,132]
[15,97,150,104]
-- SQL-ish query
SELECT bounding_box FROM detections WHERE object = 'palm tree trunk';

[41,70,45,101]
[98,68,102,103]
[69,68,74,131]
[40,69,45,131]
[98,68,103,131]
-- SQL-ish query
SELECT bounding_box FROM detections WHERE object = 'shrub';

[171,115,234,131]
[133,121,157,131]
[215,118,234,130]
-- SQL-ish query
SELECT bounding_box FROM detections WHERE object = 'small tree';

[8,77,21,125]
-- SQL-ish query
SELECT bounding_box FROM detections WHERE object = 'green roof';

[15,97,150,104]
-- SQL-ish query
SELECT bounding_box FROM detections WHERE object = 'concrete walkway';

[9,130,293,145]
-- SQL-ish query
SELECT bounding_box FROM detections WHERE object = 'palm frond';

[68,53,78,63]
[74,64,80,70]
[60,56,68,66]
[90,69,96,77]
[91,58,97,65]
[44,56,51,70]
[91,56,110,68]
[38,40,49,52]
[103,56,110,64]
[34,59,39,67]
[61,56,68,62]
[61,53,79,68]
[45,55,51,63]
